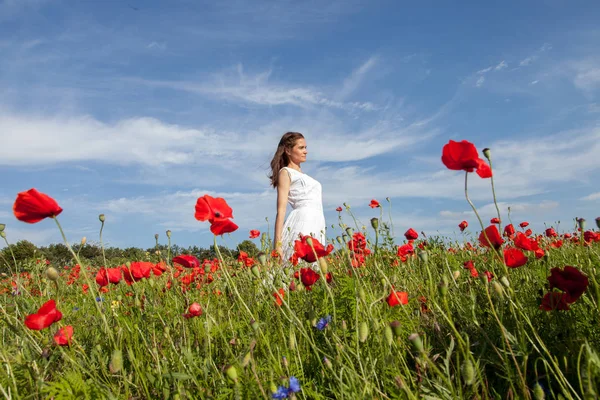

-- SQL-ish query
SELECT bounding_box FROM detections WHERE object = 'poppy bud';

[225,365,238,383]
[408,333,424,353]
[323,356,333,369]
[345,227,353,237]
[318,257,328,275]
[482,147,491,160]
[0,231,5,239]
[453,270,461,280]
[370,217,379,230]
[596,217,600,230]
[250,319,259,331]
[251,266,260,278]
[241,352,251,368]
[358,287,366,302]
[418,250,428,263]
[257,252,267,266]
[281,356,288,368]
[80,236,87,246]
[384,325,393,345]
[46,267,60,281]
[154,233,159,240]
[0,223,5,232]
[109,349,123,373]
[390,321,402,337]
[155,250,161,256]
[342,320,347,331]
[438,277,448,296]
[461,359,475,385]
[492,281,504,297]
[341,234,348,244]
[500,276,510,288]
[533,383,545,400]
[343,202,350,209]
[99,214,105,222]
[166,230,171,238]
[335,236,343,245]
[577,218,586,231]
[358,321,369,343]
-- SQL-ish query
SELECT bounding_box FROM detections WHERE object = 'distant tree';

[237,240,259,258]
[40,243,72,265]
[7,240,38,263]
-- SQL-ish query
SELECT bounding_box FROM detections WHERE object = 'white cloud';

[580,192,600,201]
[338,56,379,99]
[519,43,552,67]
[476,76,485,87]
[494,60,507,71]
[573,67,600,91]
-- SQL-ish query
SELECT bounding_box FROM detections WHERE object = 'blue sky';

[1,0,599,250]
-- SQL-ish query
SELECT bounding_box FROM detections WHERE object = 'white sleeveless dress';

[280,167,327,262]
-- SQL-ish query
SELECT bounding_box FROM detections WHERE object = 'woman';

[269,132,326,262]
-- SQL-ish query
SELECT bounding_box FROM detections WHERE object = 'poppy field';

[1,140,600,399]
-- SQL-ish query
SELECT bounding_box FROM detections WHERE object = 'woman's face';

[287,138,307,165]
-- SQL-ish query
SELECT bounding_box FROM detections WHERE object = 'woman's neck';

[287,162,302,172]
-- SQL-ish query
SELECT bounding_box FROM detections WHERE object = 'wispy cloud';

[337,56,379,99]
[519,43,552,67]
[476,76,485,87]
[580,192,600,201]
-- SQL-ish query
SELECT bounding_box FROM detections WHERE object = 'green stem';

[487,157,503,233]
[99,220,107,267]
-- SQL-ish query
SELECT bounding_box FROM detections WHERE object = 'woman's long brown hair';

[269,132,304,187]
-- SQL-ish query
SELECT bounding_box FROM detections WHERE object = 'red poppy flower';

[525,229,533,237]
[386,291,408,307]
[194,195,233,222]
[210,218,239,236]
[441,140,492,178]
[13,188,63,223]
[299,268,320,288]
[397,242,414,262]
[404,228,418,241]
[547,266,589,303]
[294,236,334,263]
[183,302,203,319]
[519,221,529,228]
[369,199,380,208]
[273,288,285,307]
[514,232,540,252]
[95,268,109,287]
[172,255,200,269]
[584,230,600,243]
[484,271,494,282]
[458,220,468,232]
[53,325,74,346]
[545,228,557,238]
[540,292,570,311]
[503,224,515,238]
[550,240,563,249]
[82,284,89,294]
[348,232,370,254]
[490,217,500,224]
[24,299,63,330]
[478,225,504,249]
[503,248,528,268]
[249,229,260,239]
[237,251,255,267]
[336,206,343,212]
[152,261,167,276]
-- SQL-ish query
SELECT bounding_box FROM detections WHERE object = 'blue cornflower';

[271,377,301,399]
[96,296,104,302]
[288,376,301,393]
[73,307,80,311]
[272,386,289,399]
[316,315,332,331]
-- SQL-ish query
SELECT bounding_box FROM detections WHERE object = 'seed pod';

[109,349,123,373]
[0,223,5,232]
[500,276,510,288]
[166,230,171,238]
[453,270,461,280]
[257,252,267,266]
[98,214,105,222]
[336,236,344,245]
[370,217,379,230]
[359,322,369,343]
[345,227,353,237]
[45,267,59,281]
[418,250,428,263]
[251,266,260,278]
[438,277,448,297]
[461,359,475,385]
[154,233,159,240]
[384,325,393,346]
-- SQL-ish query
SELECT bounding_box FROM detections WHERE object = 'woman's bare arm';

[274,169,291,258]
